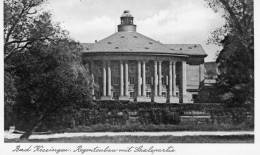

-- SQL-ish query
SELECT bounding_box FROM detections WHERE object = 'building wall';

[186,64,205,89]
[187,64,200,90]
[185,64,205,102]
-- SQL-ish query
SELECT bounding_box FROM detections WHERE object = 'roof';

[81,31,207,57]
[81,43,94,50]
[164,44,207,56]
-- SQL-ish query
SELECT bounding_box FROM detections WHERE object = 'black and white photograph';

[2,0,256,149]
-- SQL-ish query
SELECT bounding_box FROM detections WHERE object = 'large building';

[82,10,207,103]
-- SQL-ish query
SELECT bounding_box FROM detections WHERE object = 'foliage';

[4,72,17,106]
[4,0,92,139]
[4,0,63,62]
[206,0,254,105]
[13,38,92,138]
[4,72,17,129]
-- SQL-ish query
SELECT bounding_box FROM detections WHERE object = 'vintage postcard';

[1,0,258,154]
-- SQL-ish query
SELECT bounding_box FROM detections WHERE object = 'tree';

[206,0,254,105]
[4,72,17,129]
[13,38,92,140]
[4,0,65,122]
[4,0,60,62]
[4,0,93,139]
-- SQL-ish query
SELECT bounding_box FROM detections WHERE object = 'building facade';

[82,10,207,103]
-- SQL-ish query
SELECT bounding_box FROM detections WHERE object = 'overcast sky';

[44,0,225,62]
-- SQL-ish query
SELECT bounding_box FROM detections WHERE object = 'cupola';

[117,10,137,32]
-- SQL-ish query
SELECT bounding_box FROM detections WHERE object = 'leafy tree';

[13,38,92,140]
[4,0,59,62]
[4,0,93,139]
[206,0,254,105]
[4,0,63,125]
[4,72,17,129]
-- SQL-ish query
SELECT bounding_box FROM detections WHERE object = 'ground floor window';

[129,77,135,84]
[112,77,120,85]
[130,92,135,98]
[146,92,151,97]
[113,92,120,99]
[146,77,152,84]
[162,92,167,97]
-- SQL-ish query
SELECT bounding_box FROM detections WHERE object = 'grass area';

[5,135,254,143]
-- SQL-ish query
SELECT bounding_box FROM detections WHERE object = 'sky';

[44,0,226,62]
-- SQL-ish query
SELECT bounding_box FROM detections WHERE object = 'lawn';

[5,135,254,143]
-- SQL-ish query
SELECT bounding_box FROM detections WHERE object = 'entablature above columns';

[83,54,188,63]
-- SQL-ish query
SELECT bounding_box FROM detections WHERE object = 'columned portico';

[98,59,187,103]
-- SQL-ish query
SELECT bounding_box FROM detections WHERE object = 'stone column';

[90,61,95,98]
[199,64,205,82]
[120,61,124,96]
[125,61,129,96]
[172,61,177,96]
[137,61,142,96]
[154,61,158,97]
[102,61,107,96]
[142,61,146,96]
[169,61,173,97]
[107,61,112,97]
[181,61,187,103]
[158,61,162,96]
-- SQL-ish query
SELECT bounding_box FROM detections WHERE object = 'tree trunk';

[19,115,43,140]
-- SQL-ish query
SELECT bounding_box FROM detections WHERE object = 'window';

[162,76,168,85]
[130,92,135,98]
[113,92,120,99]
[112,77,120,85]
[162,92,167,97]
[146,92,151,97]
[129,77,135,84]
[146,77,151,84]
